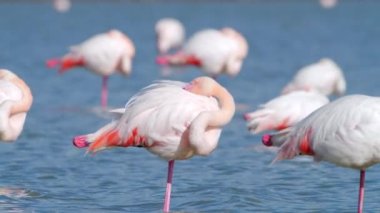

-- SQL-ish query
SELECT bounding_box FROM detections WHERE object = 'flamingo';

[52,0,71,13]
[72,76,235,212]
[244,91,329,134]
[262,95,380,213]
[320,0,338,9]
[155,18,185,54]
[46,29,135,108]
[282,58,346,96]
[156,28,248,78]
[0,69,33,141]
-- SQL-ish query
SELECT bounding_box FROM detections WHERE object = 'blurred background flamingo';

[0,69,33,141]
[156,27,248,78]
[52,0,71,13]
[155,18,185,54]
[282,58,346,96]
[46,29,135,108]
[244,91,329,134]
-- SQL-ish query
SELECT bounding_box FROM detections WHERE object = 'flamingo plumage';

[0,69,33,141]
[244,91,329,134]
[282,58,346,96]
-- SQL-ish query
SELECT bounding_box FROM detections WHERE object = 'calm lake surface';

[0,1,379,212]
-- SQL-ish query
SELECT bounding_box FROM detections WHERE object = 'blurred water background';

[0,0,379,212]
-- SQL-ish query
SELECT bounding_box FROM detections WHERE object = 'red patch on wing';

[299,128,314,155]
[276,117,290,131]
[123,128,148,147]
[59,57,85,73]
[185,55,202,67]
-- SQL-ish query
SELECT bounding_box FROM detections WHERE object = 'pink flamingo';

[72,76,235,212]
[262,95,380,213]
[0,69,33,141]
[52,0,71,13]
[46,29,135,108]
[320,0,338,9]
[244,91,329,133]
[282,58,346,96]
[156,28,248,78]
[155,18,185,54]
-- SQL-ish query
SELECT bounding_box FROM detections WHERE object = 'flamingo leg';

[101,76,108,109]
[358,169,365,213]
[163,160,175,213]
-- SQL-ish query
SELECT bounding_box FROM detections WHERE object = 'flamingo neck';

[189,85,235,156]
[207,86,235,127]
[10,78,33,115]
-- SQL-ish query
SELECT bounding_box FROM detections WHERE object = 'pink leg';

[358,170,365,213]
[163,160,175,213]
[101,76,108,109]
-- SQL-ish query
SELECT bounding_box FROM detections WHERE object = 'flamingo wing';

[246,91,329,133]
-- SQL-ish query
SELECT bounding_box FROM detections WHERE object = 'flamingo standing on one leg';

[155,18,185,54]
[262,95,380,213]
[244,91,329,134]
[282,58,346,96]
[156,27,248,78]
[72,76,235,212]
[46,29,135,108]
[0,69,33,141]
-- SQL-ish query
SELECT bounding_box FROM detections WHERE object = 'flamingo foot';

[262,134,273,146]
[73,135,90,148]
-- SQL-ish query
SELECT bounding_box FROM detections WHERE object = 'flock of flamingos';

[0,12,376,213]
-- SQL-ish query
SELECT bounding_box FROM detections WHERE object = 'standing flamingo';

[262,95,380,213]
[0,69,33,141]
[46,29,135,108]
[244,91,329,134]
[155,18,185,54]
[72,76,235,212]
[282,58,346,96]
[156,28,248,78]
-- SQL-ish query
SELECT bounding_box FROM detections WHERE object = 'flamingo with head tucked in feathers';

[156,27,248,78]
[244,91,329,134]
[282,58,346,96]
[262,95,380,213]
[0,69,33,141]
[46,29,135,108]
[155,18,185,54]
[72,76,235,212]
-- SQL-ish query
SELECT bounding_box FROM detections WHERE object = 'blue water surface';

[0,1,379,212]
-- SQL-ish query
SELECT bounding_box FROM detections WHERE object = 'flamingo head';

[0,69,18,81]
[184,76,219,97]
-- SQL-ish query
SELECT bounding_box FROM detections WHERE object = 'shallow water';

[0,1,380,212]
